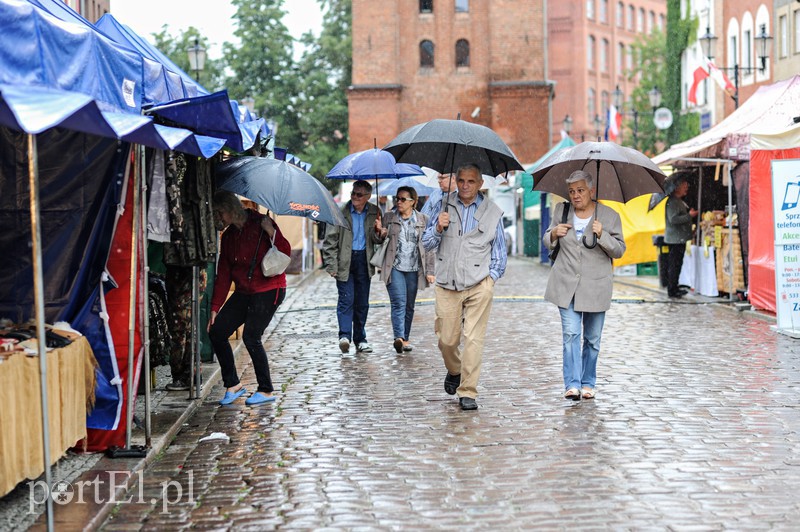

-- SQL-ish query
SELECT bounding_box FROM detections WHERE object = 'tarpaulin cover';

[1,0,143,112]
[654,75,800,166]
[95,13,204,103]
[603,195,665,267]
[748,124,800,312]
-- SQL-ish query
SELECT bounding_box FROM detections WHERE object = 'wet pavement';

[36,258,800,529]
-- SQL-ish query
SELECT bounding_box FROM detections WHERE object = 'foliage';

[151,26,226,92]
[665,0,700,146]
[625,31,667,157]
[223,0,302,152]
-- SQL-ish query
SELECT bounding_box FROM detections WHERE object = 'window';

[600,0,608,23]
[455,0,468,12]
[658,14,665,31]
[780,15,788,58]
[587,0,594,20]
[648,11,655,33]
[601,38,609,72]
[626,45,633,70]
[637,8,644,32]
[420,0,433,13]
[617,42,625,75]
[587,35,595,69]
[420,40,434,67]
[627,5,634,30]
[616,2,623,27]
[588,88,596,121]
[795,10,800,54]
[744,29,752,73]
[455,39,470,67]
[601,90,609,114]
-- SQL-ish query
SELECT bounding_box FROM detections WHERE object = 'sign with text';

[771,159,800,334]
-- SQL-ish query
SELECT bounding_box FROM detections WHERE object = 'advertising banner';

[771,159,800,335]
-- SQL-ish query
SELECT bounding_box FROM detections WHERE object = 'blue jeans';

[386,268,419,340]
[558,300,606,390]
[336,250,371,344]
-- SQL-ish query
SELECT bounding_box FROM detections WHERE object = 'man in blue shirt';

[322,180,383,354]
[422,164,507,410]
[420,172,454,219]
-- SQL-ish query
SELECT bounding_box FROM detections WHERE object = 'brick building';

[348,0,551,166]
[62,0,109,22]
[549,0,666,143]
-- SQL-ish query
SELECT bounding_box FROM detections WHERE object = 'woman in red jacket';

[209,190,291,406]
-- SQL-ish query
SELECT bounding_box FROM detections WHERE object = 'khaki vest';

[435,193,504,291]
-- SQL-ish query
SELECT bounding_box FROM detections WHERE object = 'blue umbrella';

[216,157,347,227]
[374,175,437,197]
[326,148,423,181]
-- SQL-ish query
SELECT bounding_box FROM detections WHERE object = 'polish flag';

[687,56,735,106]
[605,104,622,142]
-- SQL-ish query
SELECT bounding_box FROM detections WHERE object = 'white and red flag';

[687,56,735,106]
[605,104,622,142]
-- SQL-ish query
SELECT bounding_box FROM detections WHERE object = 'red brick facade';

[349,0,552,165]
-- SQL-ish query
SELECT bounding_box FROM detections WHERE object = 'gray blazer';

[378,210,435,288]
[542,202,626,312]
[322,202,382,282]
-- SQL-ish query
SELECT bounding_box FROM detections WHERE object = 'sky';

[108,0,324,59]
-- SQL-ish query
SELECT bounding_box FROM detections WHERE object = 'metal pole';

[727,163,735,301]
[140,146,152,447]
[28,134,54,532]
[126,146,140,448]
[633,110,639,149]
[190,266,201,399]
[733,64,739,109]
[696,166,704,245]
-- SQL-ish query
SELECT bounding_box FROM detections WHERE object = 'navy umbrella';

[216,157,347,227]
[383,118,524,178]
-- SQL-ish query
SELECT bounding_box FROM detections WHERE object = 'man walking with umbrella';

[323,179,384,354]
[422,164,507,411]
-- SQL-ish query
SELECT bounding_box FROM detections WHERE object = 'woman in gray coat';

[543,170,626,400]
[375,186,436,353]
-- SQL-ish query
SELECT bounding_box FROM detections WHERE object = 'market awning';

[0,83,226,158]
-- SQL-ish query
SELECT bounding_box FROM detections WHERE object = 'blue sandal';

[219,387,247,405]
[245,392,276,405]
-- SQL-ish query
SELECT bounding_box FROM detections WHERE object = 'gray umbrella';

[216,157,347,227]
[531,141,666,203]
[383,118,524,178]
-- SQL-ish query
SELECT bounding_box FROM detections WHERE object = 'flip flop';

[219,387,247,405]
[245,392,277,405]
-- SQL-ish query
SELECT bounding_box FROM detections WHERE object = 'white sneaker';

[339,337,350,353]
[356,342,372,353]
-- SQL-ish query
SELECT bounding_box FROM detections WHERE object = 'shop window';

[420,0,433,13]
[456,39,470,67]
[420,40,435,68]
[455,0,469,13]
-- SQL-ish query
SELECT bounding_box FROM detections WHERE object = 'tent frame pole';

[126,146,140,448]
[28,134,55,532]
[140,146,152,446]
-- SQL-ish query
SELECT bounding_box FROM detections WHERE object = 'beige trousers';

[434,276,494,399]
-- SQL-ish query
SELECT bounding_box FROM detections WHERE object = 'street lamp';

[592,114,603,139]
[699,25,772,109]
[612,85,639,147]
[648,86,662,112]
[563,115,573,136]
[187,37,206,83]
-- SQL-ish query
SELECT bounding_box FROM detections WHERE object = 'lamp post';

[648,86,662,113]
[563,114,573,137]
[699,25,772,109]
[187,37,206,83]
[592,114,603,140]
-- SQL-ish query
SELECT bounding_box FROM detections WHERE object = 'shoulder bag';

[548,202,571,263]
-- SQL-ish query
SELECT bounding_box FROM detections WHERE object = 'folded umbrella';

[216,157,347,227]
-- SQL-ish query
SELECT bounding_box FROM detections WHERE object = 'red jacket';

[211,209,292,312]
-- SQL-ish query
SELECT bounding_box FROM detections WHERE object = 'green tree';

[151,26,226,92]
[665,0,699,146]
[626,30,668,157]
[295,0,352,186]
[224,0,302,153]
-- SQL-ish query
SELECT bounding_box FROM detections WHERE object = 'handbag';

[548,202,571,263]
[261,231,291,277]
[370,239,389,268]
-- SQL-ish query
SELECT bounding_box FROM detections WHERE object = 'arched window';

[586,0,594,20]
[420,0,433,13]
[600,38,609,72]
[588,88,596,122]
[456,39,470,67]
[616,2,623,27]
[587,35,595,69]
[420,40,435,67]
[455,0,469,13]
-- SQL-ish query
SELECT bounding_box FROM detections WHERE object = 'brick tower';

[348,0,552,166]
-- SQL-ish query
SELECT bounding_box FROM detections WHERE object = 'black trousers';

[209,288,285,393]
[666,243,685,295]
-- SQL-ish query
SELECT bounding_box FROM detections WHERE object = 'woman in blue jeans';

[375,186,435,353]
[542,170,626,400]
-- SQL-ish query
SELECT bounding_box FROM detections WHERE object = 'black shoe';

[668,292,684,298]
[459,397,478,410]
[393,338,404,354]
[444,373,461,395]
[165,380,190,391]
[677,288,688,295]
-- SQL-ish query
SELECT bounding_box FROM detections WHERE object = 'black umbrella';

[647,171,693,212]
[383,118,524,178]
[216,157,347,227]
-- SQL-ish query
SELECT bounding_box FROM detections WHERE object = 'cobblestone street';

[96,257,800,530]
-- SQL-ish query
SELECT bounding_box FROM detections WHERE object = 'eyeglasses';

[396,197,414,203]
[351,191,369,198]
